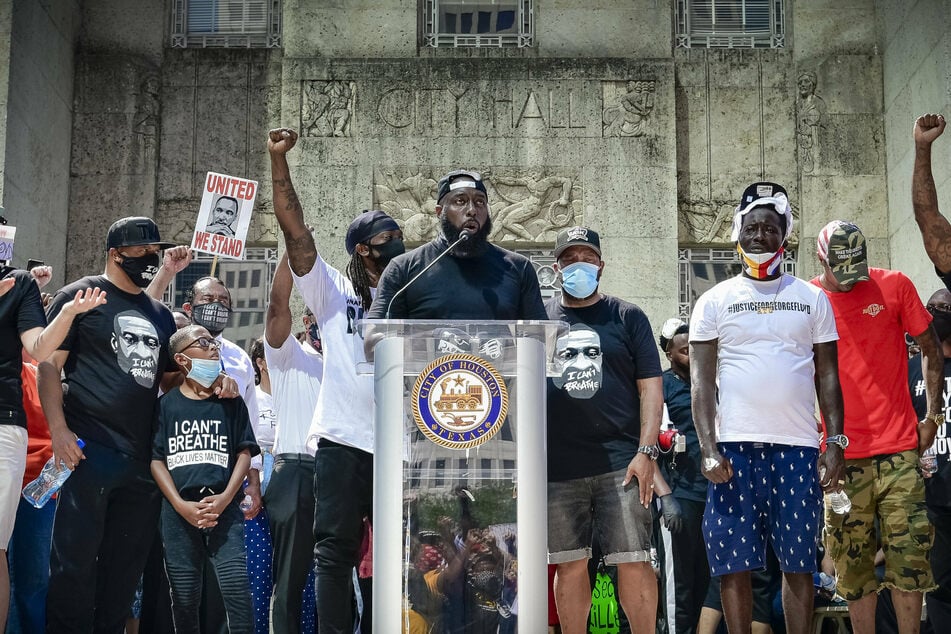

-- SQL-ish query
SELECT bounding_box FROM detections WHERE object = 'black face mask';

[119,253,160,288]
[191,301,232,336]
[369,239,405,266]
[932,311,951,342]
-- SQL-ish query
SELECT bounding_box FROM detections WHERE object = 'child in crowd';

[151,324,260,633]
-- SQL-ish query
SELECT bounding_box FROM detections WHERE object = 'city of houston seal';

[412,353,509,450]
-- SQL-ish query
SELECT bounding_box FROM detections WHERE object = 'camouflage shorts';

[823,450,935,600]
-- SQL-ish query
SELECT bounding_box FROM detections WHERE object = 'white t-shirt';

[292,255,375,453]
[264,334,323,455]
[689,274,838,447]
[217,335,260,465]
[254,385,276,452]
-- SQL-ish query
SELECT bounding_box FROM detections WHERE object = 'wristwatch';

[825,434,849,450]
[925,413,946,427]
[637,445,660,461]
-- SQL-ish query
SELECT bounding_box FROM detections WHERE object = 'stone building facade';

[0,0,948,326]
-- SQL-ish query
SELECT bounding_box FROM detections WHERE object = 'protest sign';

[190,172,257,259]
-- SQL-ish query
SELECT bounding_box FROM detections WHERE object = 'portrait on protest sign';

[190,171,257,259]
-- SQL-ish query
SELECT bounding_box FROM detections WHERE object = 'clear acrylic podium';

[356,319,568,633]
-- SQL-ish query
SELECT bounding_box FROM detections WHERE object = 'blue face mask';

[560,262,600,299]
[183,355,221,388]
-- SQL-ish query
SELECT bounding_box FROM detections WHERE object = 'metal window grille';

[678,247,797,318]
[424,0,533,48]
[171,0,282,48]
[675,0,784,49]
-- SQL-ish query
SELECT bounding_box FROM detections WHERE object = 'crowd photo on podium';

[3,112,951,634]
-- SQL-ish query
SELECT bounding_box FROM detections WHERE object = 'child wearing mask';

[151,324,260,633]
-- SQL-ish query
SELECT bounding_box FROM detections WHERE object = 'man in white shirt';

[268,126,404,633]
[262,252,324,634]
[689,182,846,634]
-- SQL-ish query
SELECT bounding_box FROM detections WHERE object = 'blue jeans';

[313,441,373,634]
[7,496,56,634]
[161,498,253,634]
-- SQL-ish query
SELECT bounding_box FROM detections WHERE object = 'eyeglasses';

[558,346,601,360]
[927,303,951,314]
[184,337,220,351]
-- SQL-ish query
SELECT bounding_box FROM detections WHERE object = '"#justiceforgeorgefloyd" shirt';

[152,388,259,496]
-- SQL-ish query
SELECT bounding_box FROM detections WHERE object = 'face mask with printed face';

[190,301,232,335]
[182,355,221,388]
[560,262,600,299]
[119,253,161,288]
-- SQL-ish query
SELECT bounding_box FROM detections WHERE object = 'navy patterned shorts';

[703,442,821,576]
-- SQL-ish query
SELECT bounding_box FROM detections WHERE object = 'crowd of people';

[1,114,950,634]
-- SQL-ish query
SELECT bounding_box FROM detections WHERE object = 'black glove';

[659,494,683,534]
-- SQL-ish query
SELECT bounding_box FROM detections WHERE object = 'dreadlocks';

[346,251,374,311]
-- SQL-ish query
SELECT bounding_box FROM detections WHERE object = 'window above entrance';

[423,0,534,48]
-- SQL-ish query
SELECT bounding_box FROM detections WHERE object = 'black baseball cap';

[106,217,175,251]
[554,226,602,259]
[436,170,488,204]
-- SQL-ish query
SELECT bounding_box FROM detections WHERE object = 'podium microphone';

[385,230,472,319]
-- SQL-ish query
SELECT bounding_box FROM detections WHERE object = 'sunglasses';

[184,336,220,351]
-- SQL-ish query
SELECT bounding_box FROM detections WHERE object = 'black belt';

[274,453,315,465]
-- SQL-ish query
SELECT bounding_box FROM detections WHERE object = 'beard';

[440,214,493,258]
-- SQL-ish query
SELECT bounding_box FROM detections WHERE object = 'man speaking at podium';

[366,169,547,321]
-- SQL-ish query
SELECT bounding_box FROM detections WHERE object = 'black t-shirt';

[366,237,548,320]
[47,275,176,460]
[661,369,707,503]
[908,354,951,509]
[0,267,46,428]
[545,295,663,481]
[152,388,259,496]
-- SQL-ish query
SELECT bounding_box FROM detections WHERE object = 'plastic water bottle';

[827,490,852,515]
[239,494,253,512]
[814,572,836,600]
[22,439,85,508]
[920,446,938,476]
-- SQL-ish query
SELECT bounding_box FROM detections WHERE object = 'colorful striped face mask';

[737,243,784,280]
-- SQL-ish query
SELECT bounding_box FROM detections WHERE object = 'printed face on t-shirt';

[112,310,161,387]
[553,327,602,399]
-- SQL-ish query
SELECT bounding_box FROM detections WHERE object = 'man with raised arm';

[912,113,951,282]
[268,127,404,633]
[262,251,323,634]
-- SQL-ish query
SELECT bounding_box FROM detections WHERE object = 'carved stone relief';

[796,71,826,174]
[133,74,160,170]
[373,168,583,243]
[301,80,356,137]
[602,80,656,138]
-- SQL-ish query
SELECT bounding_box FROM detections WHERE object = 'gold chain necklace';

[746,274,785,314]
